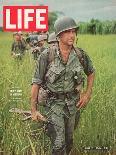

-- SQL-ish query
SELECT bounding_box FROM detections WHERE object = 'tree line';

[79,19,116,34]
[48,12,116,34]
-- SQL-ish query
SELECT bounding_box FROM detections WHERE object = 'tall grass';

[74,35,116,153]
[0,32,116,154]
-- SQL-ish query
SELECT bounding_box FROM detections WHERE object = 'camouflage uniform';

[11,40,26,60]
[32,44,95,154]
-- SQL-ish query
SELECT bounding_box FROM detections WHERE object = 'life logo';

[3,6,48,31]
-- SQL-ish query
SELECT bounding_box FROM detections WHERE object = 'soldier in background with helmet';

[31,40,39,60]
[25,34,37,50]
[11,32,26,60]
[48,32,58,47]
[31,34,48,60]
[18,31,27,47]
[31,16,95,155]
[37,34,48,53]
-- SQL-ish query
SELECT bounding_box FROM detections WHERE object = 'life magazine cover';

[0,0,116,155]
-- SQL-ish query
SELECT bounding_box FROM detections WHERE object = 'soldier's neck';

[58,42,73,64]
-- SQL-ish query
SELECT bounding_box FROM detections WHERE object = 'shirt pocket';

[46,65,64,84]
[72,64,83,85]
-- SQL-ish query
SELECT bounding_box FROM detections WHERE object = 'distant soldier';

[31,34,47,60]
[11,32,26,60]
[18,31,27,47]
[31,40,39,60]
[26,34,38,47]
[37,34,48,52]
[48,32,58,47]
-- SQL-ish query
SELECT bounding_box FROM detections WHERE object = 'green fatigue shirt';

[32,46,95,114]
[11,40,26,55]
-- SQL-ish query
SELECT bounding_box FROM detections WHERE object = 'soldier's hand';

[76,91,91,110]
[31,111,47,122]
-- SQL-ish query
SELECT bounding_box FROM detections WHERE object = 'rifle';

[9,108,46,121]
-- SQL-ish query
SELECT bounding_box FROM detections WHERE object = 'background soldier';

[11,32,26,60]
[37,34,48,53]
[18,31,27,47]
[31,40,39,60]
[31,34,48,60]
[48,32,58,47]
[31,16,95,155]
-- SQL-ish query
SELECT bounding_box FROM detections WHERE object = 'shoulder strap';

[74,47,86,68]
[47,46,86,68]
[48,45,57,64]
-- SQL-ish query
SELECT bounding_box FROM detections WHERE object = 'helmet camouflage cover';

[48,32,57,43]
[38,34,48,42]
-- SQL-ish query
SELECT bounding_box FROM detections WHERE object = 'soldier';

[31,34,47,60]
[30,40,39,60]
[18,31,27,47]
[31,16,95,155]
[11,32,26,60]
[48,32,58,47]
[37,34,48,52]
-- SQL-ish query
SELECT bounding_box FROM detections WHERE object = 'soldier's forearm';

[31,84,40,113]
[86,72,95,95]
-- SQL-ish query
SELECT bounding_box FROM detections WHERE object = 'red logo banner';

[3,6,48,31]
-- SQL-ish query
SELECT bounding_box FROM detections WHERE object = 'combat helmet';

[54,16,79,36]
[13,32,20,36]
[48,32,57,43]
[38,34,47,42]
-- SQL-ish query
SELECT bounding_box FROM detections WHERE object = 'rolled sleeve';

[32,49,48,85]
[82,51,95,76]
[32,78,43,85]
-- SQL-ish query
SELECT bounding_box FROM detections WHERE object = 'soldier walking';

[31,17,95,155]
[11,32,26,60]
[31,34,47,60]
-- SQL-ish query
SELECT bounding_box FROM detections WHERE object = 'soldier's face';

[15,35,21,41]
[59,29,76,46]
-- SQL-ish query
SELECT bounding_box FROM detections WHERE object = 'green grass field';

[0,32,116,154]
